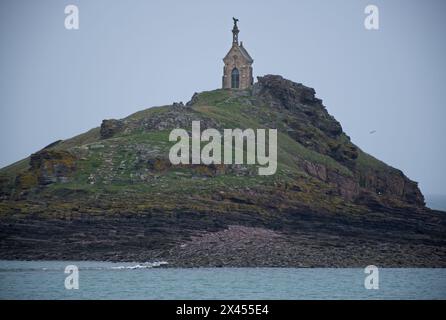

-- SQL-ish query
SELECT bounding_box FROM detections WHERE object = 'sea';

[0,261,445,300]
[425,194,446,211]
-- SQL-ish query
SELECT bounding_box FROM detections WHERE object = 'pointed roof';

[223,43,254,64]
[239,42,253,62]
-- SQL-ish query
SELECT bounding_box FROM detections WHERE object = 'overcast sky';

[0,0,445,195]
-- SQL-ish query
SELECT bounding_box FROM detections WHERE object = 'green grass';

[124,105,171,122]
[356,149,392,172]
[0,158,29,178]
[192,89,232,106]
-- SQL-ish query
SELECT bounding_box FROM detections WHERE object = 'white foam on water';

[111,261,168,270]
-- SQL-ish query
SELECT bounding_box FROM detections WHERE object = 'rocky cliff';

[0,75,444,266]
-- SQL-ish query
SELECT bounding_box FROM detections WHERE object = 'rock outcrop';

[100,119,124,139]
[252,75,424,208]
[15,150,76,190]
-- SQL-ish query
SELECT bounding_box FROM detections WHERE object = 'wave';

[0,261,169,272]
[110,261,168,270]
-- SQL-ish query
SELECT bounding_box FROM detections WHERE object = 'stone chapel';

[222,18,254,89]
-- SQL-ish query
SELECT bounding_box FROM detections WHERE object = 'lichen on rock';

[15,149,77,190]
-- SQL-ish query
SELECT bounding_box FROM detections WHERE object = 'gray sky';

[1,0,445,195]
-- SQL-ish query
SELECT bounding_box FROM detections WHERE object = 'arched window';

[231,68,240,89]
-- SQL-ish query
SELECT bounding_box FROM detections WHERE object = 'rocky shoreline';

[165,225,446,268]
[1,208,445,267]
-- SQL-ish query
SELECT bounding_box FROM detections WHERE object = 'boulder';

[100,119,124,139]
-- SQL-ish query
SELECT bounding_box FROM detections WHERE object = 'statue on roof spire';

[232,18,239,44]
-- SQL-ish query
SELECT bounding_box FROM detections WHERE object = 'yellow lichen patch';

[153,158,170,171]
[15,171,38,189]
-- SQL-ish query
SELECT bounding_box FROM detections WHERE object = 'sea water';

[425,194,446,211]
[0,261,445,299]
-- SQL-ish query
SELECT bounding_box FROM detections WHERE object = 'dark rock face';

[254,75,358,169]
[0,208,444,267]
[100,119,124,139]
[357,168,425,206]
[253,75,424,208]
[255,75,342,138]
[403,180,425,205]
[186,92,199,106]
